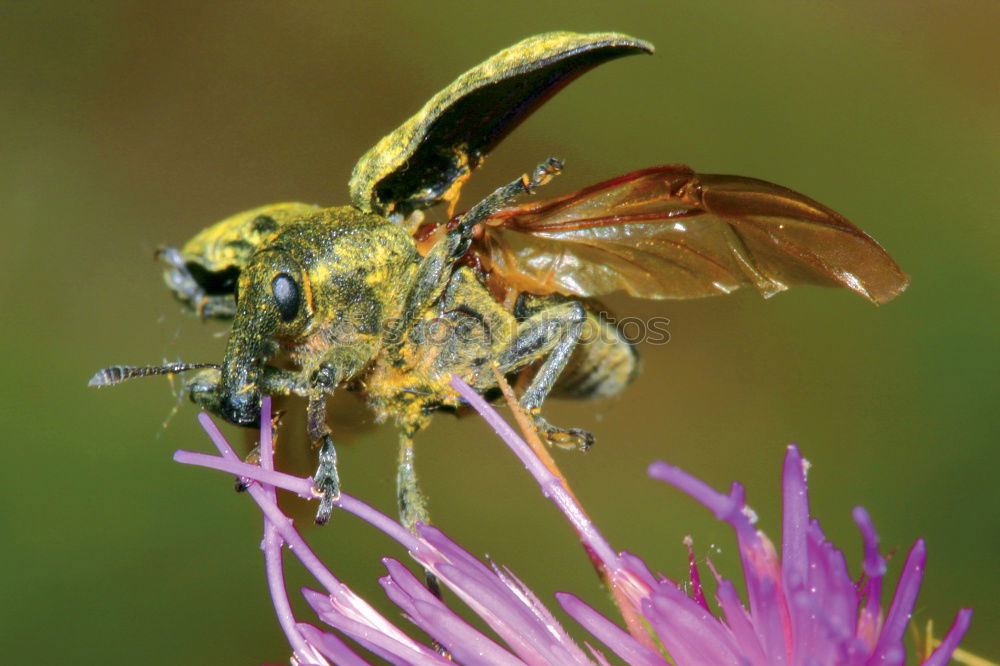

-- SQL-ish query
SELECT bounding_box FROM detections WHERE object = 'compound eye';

[271,274,300,322]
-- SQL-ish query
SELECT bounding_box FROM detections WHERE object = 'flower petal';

[556,592,669,666]
[781,445,810,594]
[921,608,973,666]
[714,580,768,666]
[379,558,521,666]
[869,539,926,666]
[303,587,448,665]
[410,525,592,665]
[296,623,369,666]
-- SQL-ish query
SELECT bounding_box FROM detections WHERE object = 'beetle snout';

[218,391,261,428]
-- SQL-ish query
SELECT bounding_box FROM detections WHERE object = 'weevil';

[92,32,907,530]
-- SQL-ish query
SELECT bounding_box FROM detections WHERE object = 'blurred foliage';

[1,1,996,663]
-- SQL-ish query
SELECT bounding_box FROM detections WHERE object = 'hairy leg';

[186,364,344,524]
[385,158,562,357]
[495,300,593,450]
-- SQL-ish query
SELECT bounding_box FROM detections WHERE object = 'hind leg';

[494,300,593,450]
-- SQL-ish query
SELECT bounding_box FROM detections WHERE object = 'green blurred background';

[2,2,996,663]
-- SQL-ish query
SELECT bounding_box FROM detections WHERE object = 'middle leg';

[396,425,430,532]
[396,423,444,598]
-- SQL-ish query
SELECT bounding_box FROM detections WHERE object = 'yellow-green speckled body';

[244,209,638,431]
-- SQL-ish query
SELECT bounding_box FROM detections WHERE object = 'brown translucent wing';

[474,166,909,304]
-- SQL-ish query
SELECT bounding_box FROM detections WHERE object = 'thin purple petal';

[780,444,810,600]
[379,558,520,666]
[173,449,316,499]
[852,507,887,580]
[411,600,524,666]
[715,580,768,666]
[260,396,274,464]
[257,398,328,666]
[413,523,592,664]
[302,587,449,665]
[584,642,614,666]
[450,375,618,568]
[556,592,669,666]
[495,563,586,655]
[791,522,858,665]
[869,539,926,666]
[780,445,813,666]
[743,560,791,664]
[852,506,886,650]
[648,462,758,542]
[297,623,369,666]
[642,592,744,666]
[921,608,973,666]
[812,522,856,633]
[435,561,586,665]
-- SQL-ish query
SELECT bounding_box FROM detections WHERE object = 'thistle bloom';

[175,378,972,665]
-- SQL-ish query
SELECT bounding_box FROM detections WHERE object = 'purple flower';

[175,378,972,665]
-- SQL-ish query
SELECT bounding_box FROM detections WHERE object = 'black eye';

[271,274,300,322]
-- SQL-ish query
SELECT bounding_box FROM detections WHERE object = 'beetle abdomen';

[554,308,640,401]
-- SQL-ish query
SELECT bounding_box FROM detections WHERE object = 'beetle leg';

[397,425,429,531]
[451,157,563,254]
[313,436,340,524]
[396,424,444,599]
[386,158,562,355]
[495,300,595,451]
[156,247,237,319]
[307,394,341,525]
[194,361,344,525]
[157,246,202,305]
[306,360,358,524]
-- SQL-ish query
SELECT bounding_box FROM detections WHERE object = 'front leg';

[307,394,340,525]
[304,360,358,525]
[385,158,563,354]
[185,363,344,525]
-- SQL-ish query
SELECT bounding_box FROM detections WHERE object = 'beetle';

[91,31,908,530]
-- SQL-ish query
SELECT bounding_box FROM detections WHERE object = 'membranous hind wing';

[473,166,909,305]
[349,32,653,217]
